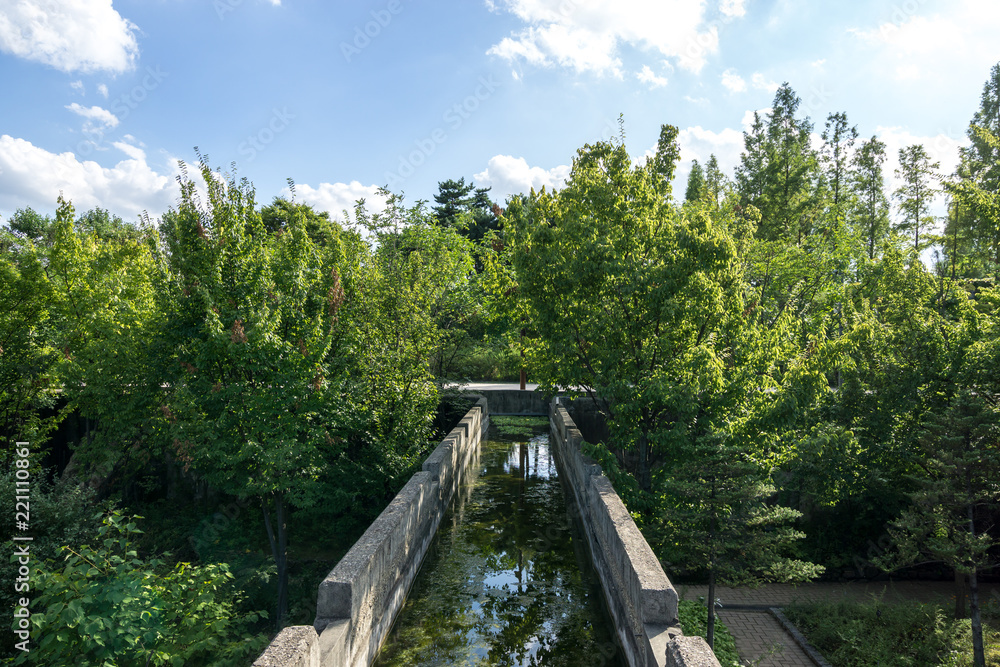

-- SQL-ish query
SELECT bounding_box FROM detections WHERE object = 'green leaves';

[15,511,267,666]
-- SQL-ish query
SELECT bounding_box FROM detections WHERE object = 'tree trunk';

[638,423,650,492]
[967,492,985,667]
[707,480,717,649]
[707,567,716,650]
[263,494,290,630]
[519,328,527,390]
[970,567,985,667]
[955,570,968,619]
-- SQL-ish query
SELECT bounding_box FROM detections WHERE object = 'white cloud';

[751,72,778,93]
[849,1,1000,83]
[720,0,746,18]
[487,0,722,75]
[474,154,571,201]
[721,68,747,93]
[97,83,109,98]
[65,103,119,129]
[113,140,145,162]
[70,80,84,93]
[289,182,387,221]
[0,0,139,74]
[0,135,173,220]
[637,65,668,89]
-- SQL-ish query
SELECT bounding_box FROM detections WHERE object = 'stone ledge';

[253,626,319,667]
[665,636,722,667]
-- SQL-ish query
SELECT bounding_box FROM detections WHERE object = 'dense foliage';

[3,64,1000,665]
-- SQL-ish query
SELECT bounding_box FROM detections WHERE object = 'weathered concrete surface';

[253,626,320,667]
[665,637,723,667]
[312,396,488,667]
[475,388,549,415]
[551,397,718,667]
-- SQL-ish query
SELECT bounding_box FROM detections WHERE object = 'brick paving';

[678,581,1000,666]
[716,610,814,667]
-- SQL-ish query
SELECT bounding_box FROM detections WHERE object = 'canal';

[373,417,625,667]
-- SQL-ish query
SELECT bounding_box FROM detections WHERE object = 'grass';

[678,598,743,667]
[491,414,550,438]
[783,597,1000,667]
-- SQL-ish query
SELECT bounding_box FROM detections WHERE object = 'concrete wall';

[549,398,721,667]
[476,388,548,415]
[253,397,489,667]
[254,393,720,667]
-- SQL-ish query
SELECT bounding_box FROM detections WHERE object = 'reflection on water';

[373,426,625,667]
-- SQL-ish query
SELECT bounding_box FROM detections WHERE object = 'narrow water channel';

[373,420,625,667]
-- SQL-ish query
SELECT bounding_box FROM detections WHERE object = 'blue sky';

[0,0,997,224]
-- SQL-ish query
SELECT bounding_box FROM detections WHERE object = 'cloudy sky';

[0,0,997,223]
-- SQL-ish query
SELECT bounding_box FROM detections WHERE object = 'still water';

[373,423,625,667]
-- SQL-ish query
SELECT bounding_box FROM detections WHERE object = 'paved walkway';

[678,582,1000,667]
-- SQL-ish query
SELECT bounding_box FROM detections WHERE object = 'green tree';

[894,144,941,253]
[346,189,474,464]
[509,127,756,494]
[820,112,858,217]
[40,197,164,490]
[876,390,1000,667]
[850,136,891,259]
[5,207,53,245]
[961,64,1000,279]
[664,433,822,649]
[685,160,705,203]
[260,196,341,247]
[737,84,819,244]
[433,177,475,228]
[158,161,348,627]
[703,154,728,209]
[0,239,60,452]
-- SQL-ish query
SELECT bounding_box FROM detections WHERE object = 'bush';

[784,598,1000,667]
[13,512,267,667]
[677,599,741,667]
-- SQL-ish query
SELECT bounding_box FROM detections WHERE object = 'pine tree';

[894,144,941,253]
[664,433,823,649]
[685,160,706,203]
[850,136,891,259]
[433,177,475,228]
[704,154,728,208]
[953,63,1000,281]
[876,390,1000,667]
[820,112,858,217]
[736,84,819,244]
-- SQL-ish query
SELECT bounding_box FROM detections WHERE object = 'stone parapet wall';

[253,397,489,667]
[549,397,721,667]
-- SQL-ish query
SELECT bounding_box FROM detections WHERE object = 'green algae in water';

[491,415,551,438]
[374,424,625,667]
